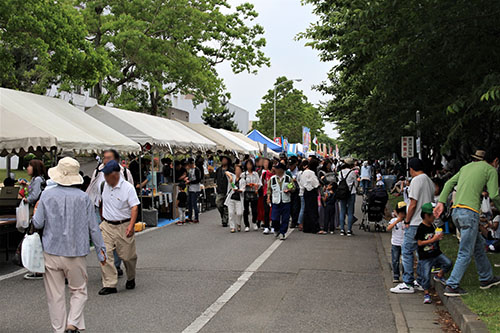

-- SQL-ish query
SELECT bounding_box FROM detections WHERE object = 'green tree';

[301,0,500,162]
[0,0,109,93]
[202,96,239,131]
[254,77,324,143]
[80,0,269,116]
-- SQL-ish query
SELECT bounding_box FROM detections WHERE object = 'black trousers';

[290,191,300,227]
[243,198,258,227]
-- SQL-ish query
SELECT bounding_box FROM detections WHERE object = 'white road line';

[182,229,293,333]
[0,267,27,282]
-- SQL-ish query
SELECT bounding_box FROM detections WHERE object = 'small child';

[176,183,188,225]
[387,201,407,283]
[321,183,337,234]
[415,203,453,304]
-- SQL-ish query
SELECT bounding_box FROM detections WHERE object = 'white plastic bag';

[481,197,492,215]
[21,233,45,273]
[16,200,30,232]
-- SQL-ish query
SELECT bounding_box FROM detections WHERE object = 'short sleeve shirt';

[408,173,435,226]
[415,223,441,260]
[102,177,140,221]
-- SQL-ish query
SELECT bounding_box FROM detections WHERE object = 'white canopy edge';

[86,105,216,152]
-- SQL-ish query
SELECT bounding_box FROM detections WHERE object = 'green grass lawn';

[0,169,29,184]
[440,235,500,332]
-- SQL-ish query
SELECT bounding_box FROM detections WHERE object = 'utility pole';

[416,110,422,160]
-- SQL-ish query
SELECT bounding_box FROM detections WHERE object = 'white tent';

[86,105,216,152]
[213,129,259,154]
[0,88,141,155]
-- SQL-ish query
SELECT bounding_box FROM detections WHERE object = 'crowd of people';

[4,146,500,331]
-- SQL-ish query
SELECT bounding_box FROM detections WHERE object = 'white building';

[46,87,249,134]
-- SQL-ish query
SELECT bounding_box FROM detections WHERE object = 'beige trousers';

[100,221,138,288]
[43,252,88,333]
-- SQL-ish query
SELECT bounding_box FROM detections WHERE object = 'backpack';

[336,169,353,200]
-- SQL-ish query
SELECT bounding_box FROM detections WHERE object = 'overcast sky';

[216,0,337,138]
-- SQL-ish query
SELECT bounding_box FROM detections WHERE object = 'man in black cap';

[215,156,233,227]
[267,163,295,240]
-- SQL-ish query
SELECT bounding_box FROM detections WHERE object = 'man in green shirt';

[434,147,500,296]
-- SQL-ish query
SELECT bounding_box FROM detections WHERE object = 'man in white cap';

[98,160,140,295]
[33,157,107,333]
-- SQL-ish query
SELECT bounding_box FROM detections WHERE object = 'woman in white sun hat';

[32,157,107,333]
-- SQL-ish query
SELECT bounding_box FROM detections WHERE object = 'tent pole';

[139,154,144,222]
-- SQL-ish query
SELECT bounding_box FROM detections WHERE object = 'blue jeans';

[298,196,305,225]
[446,208,493,289]
[361,179,371,194]
[96,206,122,269]
[339,193,356,232]
[402,225,422,286]
[391,245,403,279]
[417,253,452,290]
[188,191,199,220]
[271,202,291,235]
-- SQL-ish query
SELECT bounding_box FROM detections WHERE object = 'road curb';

[432,281,489,333]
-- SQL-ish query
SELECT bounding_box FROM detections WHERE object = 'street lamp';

[274,78,302,139]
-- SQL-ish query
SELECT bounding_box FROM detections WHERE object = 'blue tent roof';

[247,130,282,152]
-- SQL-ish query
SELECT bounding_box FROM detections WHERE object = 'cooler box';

[143,208,158,227]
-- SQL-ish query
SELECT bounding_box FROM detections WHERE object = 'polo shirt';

[102,177,140,221]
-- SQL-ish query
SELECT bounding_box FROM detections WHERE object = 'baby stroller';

[360,186,389,232]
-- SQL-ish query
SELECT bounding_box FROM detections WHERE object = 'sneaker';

[330,231,335,235]
[431,267,441,274]
[24,273,43,280]
[340,230,346,236]
[263,228,270,235]
[230,228,236,233]
[443,285,468,297]
[347,230,353,237]
[253,223,259,231]
[274,232,280,238]
[244,227,250,232]
[433,275,447,286]
[495,263,500,268]
[222,223,228,227]
[414,281,424,292]
[390,283,415,294]
[480,276,500,290]
[280,233,286,241]
[193,219,200,224]
[423,294,432,304]
[98,287,117,295]
[270,228,275,233]
[116,267,124,277]
[176,221,184,225]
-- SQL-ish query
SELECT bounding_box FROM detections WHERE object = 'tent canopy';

[246,130,282,152]
[86,105,216,152]
[177,121,246,154]
[0,88,141,155]
[213,129,258,154]
[231,132,279,157]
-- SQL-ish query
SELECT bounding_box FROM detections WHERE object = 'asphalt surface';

[0,201,397,333]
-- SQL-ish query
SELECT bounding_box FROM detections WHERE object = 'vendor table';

[0,215,17,261]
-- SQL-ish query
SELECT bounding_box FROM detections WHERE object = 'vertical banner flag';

[302,127,311,153]
[282,137,289,152]
[312,135,318,146]
[274,137,282,146]
[335,144,340,158]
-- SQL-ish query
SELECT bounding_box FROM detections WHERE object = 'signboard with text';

[401,136,414,158]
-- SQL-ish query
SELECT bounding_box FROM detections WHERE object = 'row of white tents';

[0,88,277,158]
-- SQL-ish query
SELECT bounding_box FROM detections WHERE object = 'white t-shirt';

[390,218,404,246]
[339,168,358,195]
[102,177,140,221]
[407,173,435,226]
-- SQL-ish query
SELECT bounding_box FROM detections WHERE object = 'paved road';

[0,204,397,332]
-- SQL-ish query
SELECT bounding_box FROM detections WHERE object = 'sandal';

[230,228,236,233]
